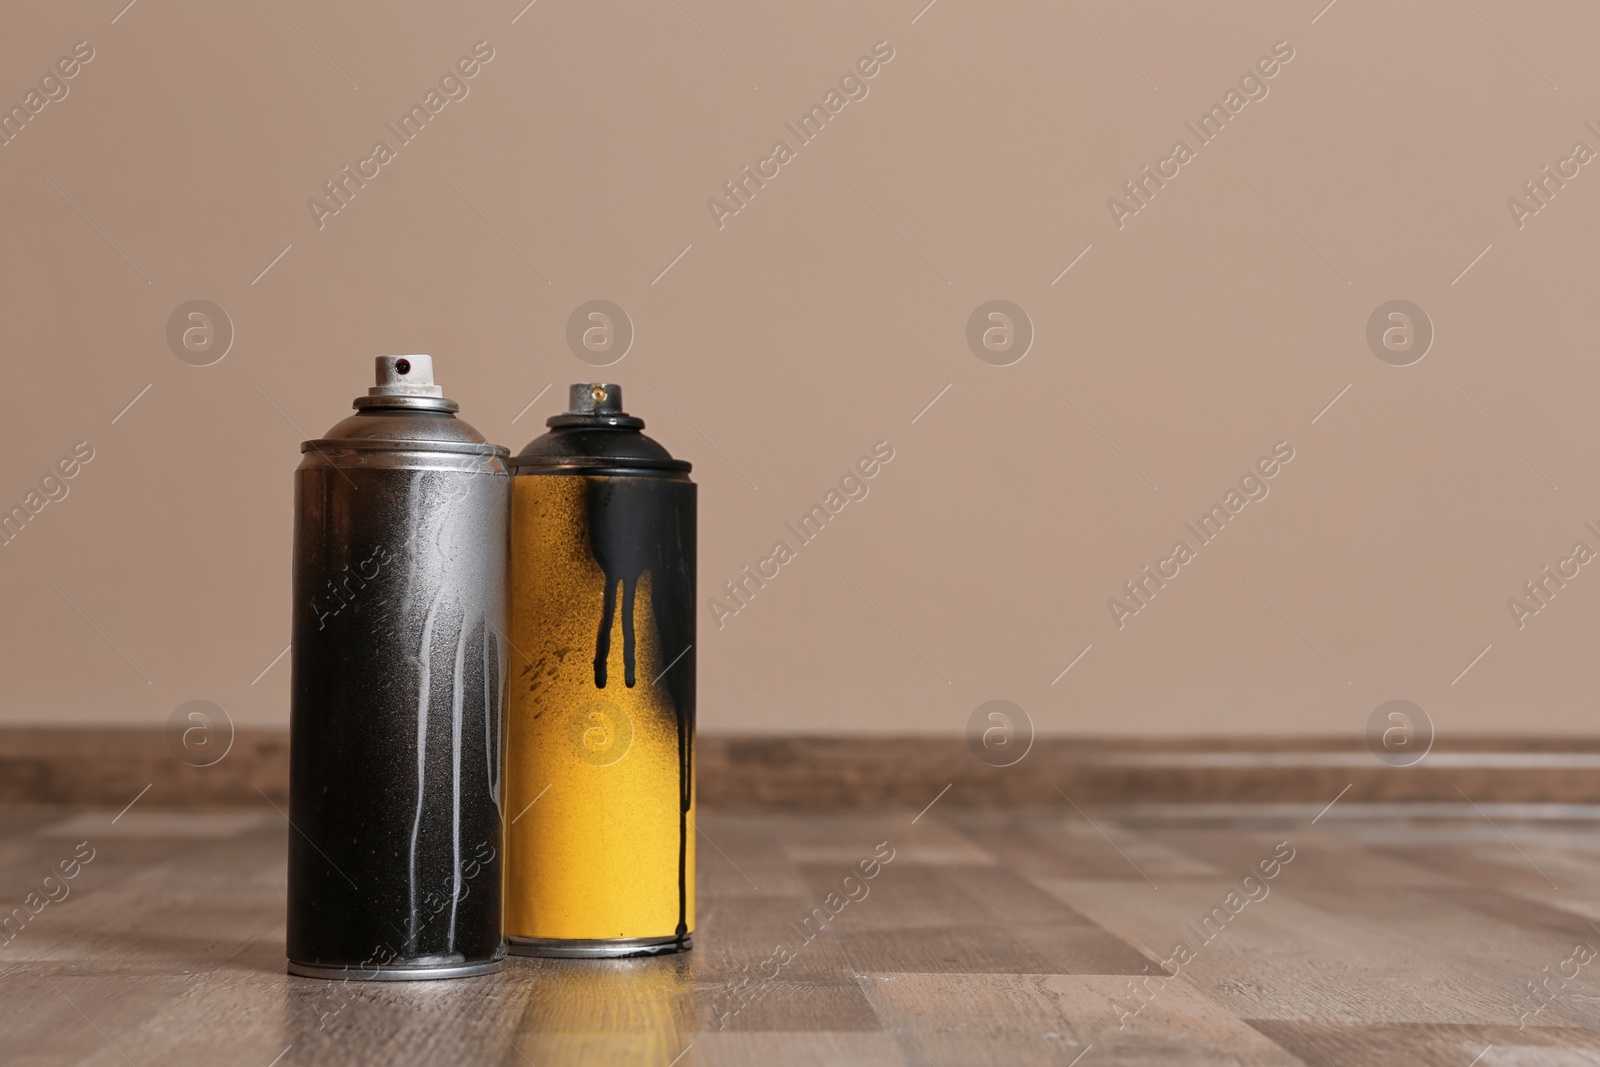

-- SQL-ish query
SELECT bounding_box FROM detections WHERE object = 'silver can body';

[287,375,510,982]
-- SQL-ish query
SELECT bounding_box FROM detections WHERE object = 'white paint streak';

[448,617,468,952]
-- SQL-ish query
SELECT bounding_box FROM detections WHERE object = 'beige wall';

[2,0,1596,737]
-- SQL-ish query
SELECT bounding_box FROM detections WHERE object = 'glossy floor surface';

[3,801,1599,1065]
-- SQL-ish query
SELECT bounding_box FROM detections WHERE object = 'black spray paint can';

[287,355,509,980]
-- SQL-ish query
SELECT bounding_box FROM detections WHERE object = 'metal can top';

[299,356,509,468]
[509,383,691,475]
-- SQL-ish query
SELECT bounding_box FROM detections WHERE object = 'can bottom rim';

[287,957,505,981]
[507,934,692,959]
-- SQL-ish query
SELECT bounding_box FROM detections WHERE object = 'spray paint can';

[287,355,509,980]
[505,383,696,957]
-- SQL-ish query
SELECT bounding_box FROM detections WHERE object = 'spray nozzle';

[370,355,444,398]
[568,383,624,415]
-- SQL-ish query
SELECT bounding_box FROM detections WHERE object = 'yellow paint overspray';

[505,472,695,943]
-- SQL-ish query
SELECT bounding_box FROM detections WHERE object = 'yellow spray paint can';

[504,384,695,957]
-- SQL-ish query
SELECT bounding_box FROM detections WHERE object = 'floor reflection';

[502,953,698,1065]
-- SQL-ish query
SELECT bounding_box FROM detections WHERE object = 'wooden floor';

[4,801,1600,1066]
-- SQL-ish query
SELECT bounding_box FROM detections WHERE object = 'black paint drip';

[584,475,696,938]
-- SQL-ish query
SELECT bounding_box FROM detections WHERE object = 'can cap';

[301,355,508,464]
[509,382,691,474]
